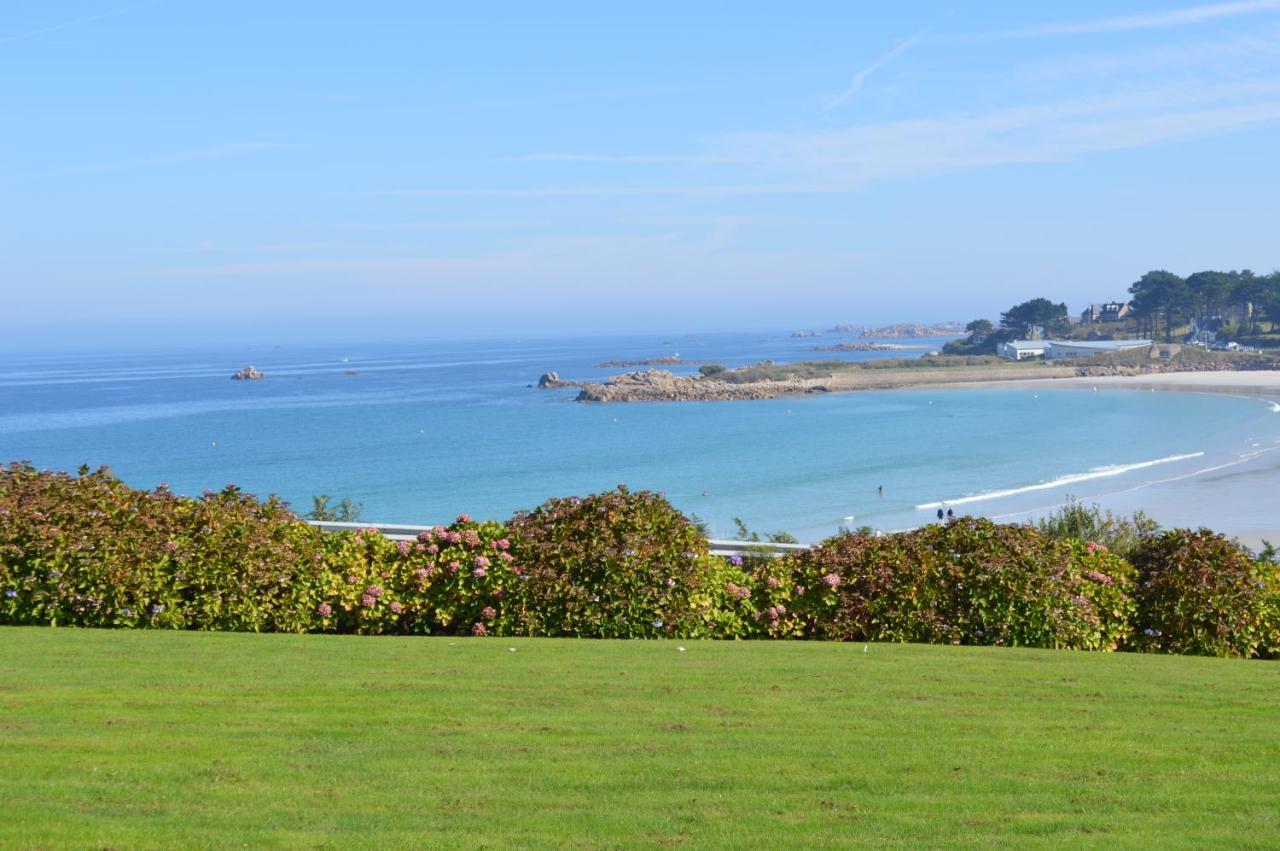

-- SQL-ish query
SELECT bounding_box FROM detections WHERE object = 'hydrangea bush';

[2,462,1276,657]
[1128,529,1280,658]
[750,519,1137,651]
[506,486,750,638]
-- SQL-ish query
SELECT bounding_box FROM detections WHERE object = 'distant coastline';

[550,347,1280,403]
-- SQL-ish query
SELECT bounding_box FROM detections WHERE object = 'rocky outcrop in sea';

[231,365,265,380]
[575,370,819,402]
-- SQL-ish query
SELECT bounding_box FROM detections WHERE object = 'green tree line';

[947,268,1280,353]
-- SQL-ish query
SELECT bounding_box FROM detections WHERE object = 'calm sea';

[3,332,1279,542]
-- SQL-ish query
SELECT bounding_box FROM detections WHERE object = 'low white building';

[997,340,1047,360]
[1043,340,1152,360]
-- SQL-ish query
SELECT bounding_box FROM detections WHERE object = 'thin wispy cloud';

[981,0,1280,39]
[364,183,854,200]
[0,2,156,46]
[826,27,929,110]
[480,74,1280,199]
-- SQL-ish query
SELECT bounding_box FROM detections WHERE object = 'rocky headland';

[811,342,931,352]
[546,346,1280,403]
[594,356,705,368]
[858,322,968,338]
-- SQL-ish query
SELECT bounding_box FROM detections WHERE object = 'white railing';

[306,520,810,558]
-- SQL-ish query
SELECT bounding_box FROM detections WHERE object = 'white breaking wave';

[916,452,1206,510]
[1268,401,1280,413]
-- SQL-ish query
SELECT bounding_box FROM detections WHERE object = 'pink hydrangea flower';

[472,565,487,578]
[415,567,434,581]
[316,603,332,617]
[494,538,511,551]
[389,601,404,614]
[366,584,384,598]
[462,530,482,547]
[360,594,376,607]
[820,573,841,590]
[397,540,412,556]
[427,544,439,555]
[482,606,496,620]
[765,576,780,588]
[498,551,514,562]
[345,575,358,585]
[471,622,487,636]
[447,561,461,575]
[456,513,472,524]
[474,556,490,569]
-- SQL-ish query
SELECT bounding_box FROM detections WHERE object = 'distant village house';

[1079,301,1130,324]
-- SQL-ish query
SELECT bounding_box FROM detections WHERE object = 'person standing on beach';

[936,508,944,521]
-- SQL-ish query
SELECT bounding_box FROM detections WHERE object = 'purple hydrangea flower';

[729,555,743,566]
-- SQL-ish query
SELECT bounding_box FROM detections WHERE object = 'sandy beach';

[988,370,1280,396]
[970,370,1280,550]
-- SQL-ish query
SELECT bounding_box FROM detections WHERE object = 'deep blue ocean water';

[3,332,1279,541]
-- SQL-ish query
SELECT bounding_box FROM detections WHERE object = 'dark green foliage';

[1036,499,1159,559]
[1000,297,1069,336]
[1128,530,1280,658]
[506,486,748,638]
[3,463,1278,656]
[305,494,363,522]
[942,319,998,355]
[748,520,1136,651]
[697,363,726,376]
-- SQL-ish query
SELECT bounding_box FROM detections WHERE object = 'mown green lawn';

[1,629,1277,849]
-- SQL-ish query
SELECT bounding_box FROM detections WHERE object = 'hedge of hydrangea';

[2,462,1277,657]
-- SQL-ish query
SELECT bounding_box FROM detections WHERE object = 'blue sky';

[4,1,1280,344]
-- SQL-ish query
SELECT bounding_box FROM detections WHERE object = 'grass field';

[1,629,1278,849]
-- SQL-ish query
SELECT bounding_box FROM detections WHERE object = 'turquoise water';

[3,333,1279,541]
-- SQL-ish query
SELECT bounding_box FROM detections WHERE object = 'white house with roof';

[997,340,1047,360]
[1043,339,1152,360]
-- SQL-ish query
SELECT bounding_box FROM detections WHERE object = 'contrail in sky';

[0,2,156,46]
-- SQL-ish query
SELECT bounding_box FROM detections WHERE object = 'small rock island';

[231,365,265,380]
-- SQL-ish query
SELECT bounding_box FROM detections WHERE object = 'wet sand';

[971,370,1280,550]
